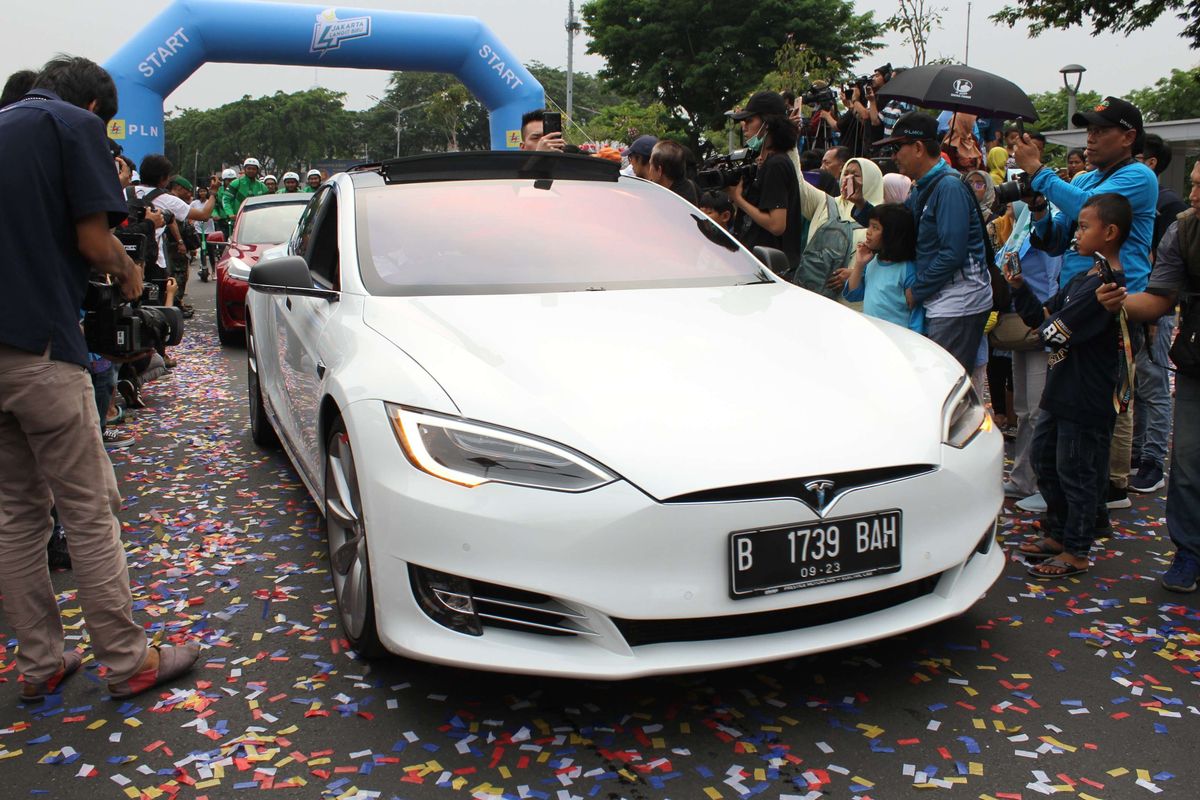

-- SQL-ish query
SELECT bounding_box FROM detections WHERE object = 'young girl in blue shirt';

[842,202,923,332]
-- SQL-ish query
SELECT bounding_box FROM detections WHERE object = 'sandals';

[20,650,83,703]
[1027,556,1089,579]
[107,643,201,700]
[1014,537,1063,563]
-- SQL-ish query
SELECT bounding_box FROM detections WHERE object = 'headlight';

[227,258,251,282]
[942,376,991,448]
[386,405,617,492]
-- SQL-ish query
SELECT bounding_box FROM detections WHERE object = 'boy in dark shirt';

[1006,193,1135,578]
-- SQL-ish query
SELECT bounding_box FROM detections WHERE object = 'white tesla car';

[245,152,1003,679]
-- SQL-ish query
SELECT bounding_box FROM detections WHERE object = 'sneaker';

[103,427,135,450]
[1161,550,1199,593]
[1130,455,1142,477]
[117,379,146,410]
[47,524,71,570]
[1106,482,1132,510]
[1016,492,1047,513]
[1002,479,1027,498]
[1129,461,1165,494]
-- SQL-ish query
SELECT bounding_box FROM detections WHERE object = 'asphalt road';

[1,272,1197,800]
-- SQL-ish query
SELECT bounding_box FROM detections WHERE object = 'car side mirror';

[206,232,228,257]
[752,246,791,278]
[249,255,338,301]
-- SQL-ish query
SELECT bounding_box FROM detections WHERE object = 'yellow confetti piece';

[851,775,874,787]
[973,719,986,730]
[309,757,330,766]
[194,779,220,789]
[87,719,107,730]
[754,769,766,781]
[274,756,293,768]
[122,787,140,799]
[680,723,691,734]
[1040,736,1077,753]
[277,725,298,735]
[779,716,799,726]
[537,751,550,764]
[1011,673,1032,679]
[969,762,984,775]
[450,777,467,790]
[124,718,142,728]
[252,632,262,641]
[498,766,511,779]
[619,769,638,783]
[760,726,782,733]
[856,724,885,739]
[1108,767,1130,777]
[1137,769,1152,782]
[704,788,723,800]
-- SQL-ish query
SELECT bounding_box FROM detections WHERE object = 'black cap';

[730,91,789,121]
[1071,96,1143,132]
[627,134,658,159]
[872,111,940,147]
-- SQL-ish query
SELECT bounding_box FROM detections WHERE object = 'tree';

[1026,87,1103,132]
[581,0,883,136]
[580,100,688,145]
[1129,67,1200,122]
[887,0,946,66]
[991,0,1200,50]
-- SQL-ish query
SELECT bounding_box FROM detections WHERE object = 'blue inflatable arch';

[104,0,544,165]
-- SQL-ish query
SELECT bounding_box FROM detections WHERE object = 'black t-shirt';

[1156,187,1188,252]
[837,109,870,158]
[669,177,699,207]
[0,90,128,367]
[1013,270,1125,426]
[737,153,804,268]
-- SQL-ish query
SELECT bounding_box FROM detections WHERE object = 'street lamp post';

[367,95,430,158]
[1060,64,1086,129]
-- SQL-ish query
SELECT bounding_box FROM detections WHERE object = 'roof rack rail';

[377,151,619,185]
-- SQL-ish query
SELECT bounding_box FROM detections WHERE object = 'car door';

[279,185,340,483]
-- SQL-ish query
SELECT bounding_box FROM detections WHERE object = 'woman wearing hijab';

[944,113,983,171]
[836,157,882,221]
[882,172,912,204]
[987,146,1009,186]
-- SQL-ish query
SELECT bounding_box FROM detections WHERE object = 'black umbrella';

[876,64,1038,121]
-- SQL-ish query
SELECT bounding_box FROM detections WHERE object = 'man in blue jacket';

[1013,95,1158,511]
[874,112,993,370]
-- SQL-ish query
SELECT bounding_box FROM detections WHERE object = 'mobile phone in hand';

[1005,251,1021,277]
[1094,253,1116,284]
[542,112,562,137]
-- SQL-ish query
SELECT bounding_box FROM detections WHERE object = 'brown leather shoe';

[20,650,83,703]
[107,643,201,700]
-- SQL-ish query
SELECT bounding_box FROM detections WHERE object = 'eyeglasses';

[1085,125,1124,137]
[968,178,987,188]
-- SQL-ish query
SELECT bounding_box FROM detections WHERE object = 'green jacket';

[229,176,270,214]
[215,187,238,219]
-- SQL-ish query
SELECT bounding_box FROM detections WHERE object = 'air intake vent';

[612,573,942,647]
[663,464,936,507]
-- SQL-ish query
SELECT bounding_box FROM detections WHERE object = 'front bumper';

[343,400,1004,678]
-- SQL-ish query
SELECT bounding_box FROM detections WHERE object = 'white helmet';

[282,171,300,182]
[243,157,261,168]
[306,169,321,179]
[221,168,237,180]
[264,174,278,183]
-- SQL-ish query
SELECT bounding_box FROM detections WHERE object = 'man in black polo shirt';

[0,56,199,702]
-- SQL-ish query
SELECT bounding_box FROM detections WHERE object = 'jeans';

[1133,315,1175,467]
[1032,411,1114,558]
[926,311,990,373]
[1008,349,1049,496]
[91,364,117,434]
[1167,373,1200,560]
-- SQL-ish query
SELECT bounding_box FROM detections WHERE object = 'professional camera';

[843,75,872,100]
[82,280,184,358]
[801,83,837,112]
[994,171,1033,204]
[695,148,758,191]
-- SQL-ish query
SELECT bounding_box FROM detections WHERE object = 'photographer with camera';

[836,77,873,158]
[0,55,199,703]
[1013,95,1158,510]
[799,82,839,154]
[726,92,806,271]
[865,64,912,143]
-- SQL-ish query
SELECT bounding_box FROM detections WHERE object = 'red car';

[211,193,311,345]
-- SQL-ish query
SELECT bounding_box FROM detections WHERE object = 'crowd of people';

[0,48,1196,710]
[519,76,1195,590]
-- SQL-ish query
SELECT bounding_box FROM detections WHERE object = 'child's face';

[864,218,884,252]
[702,207,730,227]
[1075,205,1113,257]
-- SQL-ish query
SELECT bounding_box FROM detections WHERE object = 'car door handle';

[316,361,326,379]
[285,297,292,311]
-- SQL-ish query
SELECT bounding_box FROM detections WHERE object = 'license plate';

[729,510,902,598]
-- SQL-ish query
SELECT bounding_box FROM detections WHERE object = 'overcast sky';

[4,0,1195,117]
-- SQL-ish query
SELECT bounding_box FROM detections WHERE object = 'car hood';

[361,284,965,499]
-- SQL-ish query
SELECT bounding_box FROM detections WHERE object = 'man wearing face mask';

[725,92,806,271]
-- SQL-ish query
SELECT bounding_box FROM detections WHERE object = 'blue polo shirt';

[1030,160,1157,294]
[0,90,128,367]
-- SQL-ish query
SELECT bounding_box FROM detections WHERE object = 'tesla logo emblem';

[804,479,837,509]
[952,79,974,97]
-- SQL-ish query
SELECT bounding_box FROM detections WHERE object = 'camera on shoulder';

[695,149,759,191]
[82,280,184,358]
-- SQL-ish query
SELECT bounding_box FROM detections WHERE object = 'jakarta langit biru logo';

[311,8,372,54]
[951,78,974,97]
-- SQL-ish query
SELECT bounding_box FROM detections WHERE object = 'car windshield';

[355,178,767,296]
[236,202,307,245]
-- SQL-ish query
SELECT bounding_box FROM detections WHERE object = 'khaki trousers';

[0,345,146,684]
[1109,400,1134,490]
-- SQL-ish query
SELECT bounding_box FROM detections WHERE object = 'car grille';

[611,572,943,648]
[472,583,600,638]
[662,464,936,507]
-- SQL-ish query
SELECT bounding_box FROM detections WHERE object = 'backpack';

[790,195,859,298]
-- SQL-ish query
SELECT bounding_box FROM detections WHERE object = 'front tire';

[325,419,385,658]
[246,315,278,447]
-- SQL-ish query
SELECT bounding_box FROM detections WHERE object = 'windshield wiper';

[691,214,739,252]
[734,269,774,286]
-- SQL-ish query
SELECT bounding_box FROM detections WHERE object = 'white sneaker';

[1002,480,1027,498]
[1016,492,1047,513]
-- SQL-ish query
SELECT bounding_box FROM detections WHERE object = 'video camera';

[801,84,837,112]
[842,75,872,101]
[695,148,758,191]
[82,280,184,358]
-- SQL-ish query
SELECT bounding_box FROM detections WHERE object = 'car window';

[233,202,307,245]
[355,178,766,296]
[292,188,331,260]
[309,194,340,289]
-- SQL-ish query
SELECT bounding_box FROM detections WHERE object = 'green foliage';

[759,39,843,97]
[991,0,1200,50]
[581,0,883,135]
[1129,67,1200,122]
[578,100,688,145]
[1026,88,1104,132]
